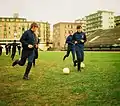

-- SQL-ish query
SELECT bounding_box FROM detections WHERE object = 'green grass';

[0,51,120,106]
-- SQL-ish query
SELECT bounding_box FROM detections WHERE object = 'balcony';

[87,16,102,21]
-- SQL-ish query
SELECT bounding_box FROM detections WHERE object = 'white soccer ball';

[81,62,85,68]
[63,68,70,74]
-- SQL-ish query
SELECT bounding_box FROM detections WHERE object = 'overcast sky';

[0,0,119,25]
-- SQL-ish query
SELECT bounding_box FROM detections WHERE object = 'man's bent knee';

[18,61,26,66]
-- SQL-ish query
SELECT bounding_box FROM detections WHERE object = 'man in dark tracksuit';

[11,40,17,60]
[63,30,76,66]
[72,25,87,71]
[12,22,38,80]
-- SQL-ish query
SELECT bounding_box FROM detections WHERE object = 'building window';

[65,30,67,34]
[4,28,7,31]
[22,27,25,31]
[68,24,70,28]
[4,32,7,38]
[4,35,7,38]
[57,42,60,46]
[4,24,6,27]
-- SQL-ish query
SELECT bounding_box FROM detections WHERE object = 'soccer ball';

[81,62,85,68]
[63,68,70,74]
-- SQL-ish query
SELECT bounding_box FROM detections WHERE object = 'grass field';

[0,51,120,106]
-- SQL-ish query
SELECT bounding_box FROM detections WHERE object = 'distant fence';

[84,46,120,51]
[58,46,120,51]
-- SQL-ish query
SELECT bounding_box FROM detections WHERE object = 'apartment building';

[115,15,120,28]
[53,22,80,50]
[86,10,115,35]
[0,13,50,45]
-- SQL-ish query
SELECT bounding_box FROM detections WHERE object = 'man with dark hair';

[72,25,87,71]
[63,30,76,66]
[12,22,38,80]
[11,40,17,60]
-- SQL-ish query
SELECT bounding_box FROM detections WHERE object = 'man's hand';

[35,44,38,48]
[75,41,77,44]
[81,40,84,43]
[28,44,33,48]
